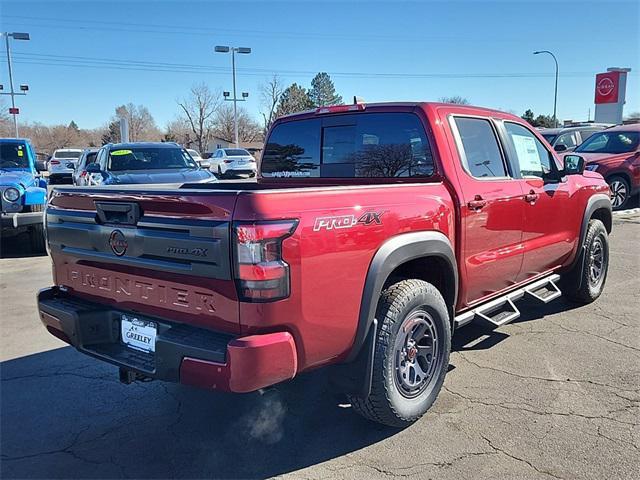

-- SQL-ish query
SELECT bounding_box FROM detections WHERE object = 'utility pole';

[214,46,251,147]
[1,32,30,138]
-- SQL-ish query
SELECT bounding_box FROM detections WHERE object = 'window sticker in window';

[511,134,543,175]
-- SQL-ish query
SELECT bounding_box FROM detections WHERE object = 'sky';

[1,0,638,130]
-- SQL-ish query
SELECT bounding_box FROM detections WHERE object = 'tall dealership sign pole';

[594,68,631,125]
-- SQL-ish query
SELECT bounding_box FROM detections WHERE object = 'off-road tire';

[562,219,609,304]
[28,204,46,253]
[348,279,451,427]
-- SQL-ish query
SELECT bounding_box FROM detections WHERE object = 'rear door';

[447,115,525,306]
[46,187,241,333]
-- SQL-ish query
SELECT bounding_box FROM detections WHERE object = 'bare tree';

[260,75,285,136]
[0,99,12,137]
[213,104,262,145]
[177,83,222,154]
[164,117,193,146]
[115,103,159,141]
[439,96,470,105]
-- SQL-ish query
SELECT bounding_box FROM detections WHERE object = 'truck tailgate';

[47,187,240,334]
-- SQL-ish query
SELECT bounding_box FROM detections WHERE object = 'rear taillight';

[224,159,233,163]
[234,220,298,302]
[50,160,60,165]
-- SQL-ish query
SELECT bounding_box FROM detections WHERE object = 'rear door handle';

[524,190,539,204]
[467,196,487,211]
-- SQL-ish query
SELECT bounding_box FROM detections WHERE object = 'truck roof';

[276,101,506,122]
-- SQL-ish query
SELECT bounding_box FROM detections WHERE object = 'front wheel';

[349,279,451,427]
[608,175,630,211]
[562,219,609,304]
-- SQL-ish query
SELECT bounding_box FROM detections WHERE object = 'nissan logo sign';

[597,77,615,97]
[109,229,128,256]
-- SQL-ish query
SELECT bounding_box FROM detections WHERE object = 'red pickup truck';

[38,102,612,427]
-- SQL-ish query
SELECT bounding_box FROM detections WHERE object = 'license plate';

[238,160,247,164]
[121,316,157,353]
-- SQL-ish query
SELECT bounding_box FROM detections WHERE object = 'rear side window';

[453,117,507,178]
[261,113,433,178]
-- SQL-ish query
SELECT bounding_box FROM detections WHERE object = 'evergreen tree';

[308,72,343,107]
[275,83,314,117]
[522,109,535,125]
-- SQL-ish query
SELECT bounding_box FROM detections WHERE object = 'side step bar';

[454,274,561,330]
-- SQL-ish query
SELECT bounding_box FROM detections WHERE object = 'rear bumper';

[1,211,43,229]
[37,287,298,393]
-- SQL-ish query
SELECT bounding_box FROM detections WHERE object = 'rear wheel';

[349,279,450,427]
[608,175,630,211]
[562,219,609,304]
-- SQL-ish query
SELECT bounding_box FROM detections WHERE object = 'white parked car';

[186,148,210,170]
[48,148,83,184]
[209,148,257,178]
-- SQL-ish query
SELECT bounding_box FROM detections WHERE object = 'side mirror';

[554,144,568,152]
[563,155,585,175]
[85,163,102,174]
[35,160,47,172]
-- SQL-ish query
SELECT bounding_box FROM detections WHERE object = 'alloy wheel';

[393,308,441,398]
[609,180,627,209]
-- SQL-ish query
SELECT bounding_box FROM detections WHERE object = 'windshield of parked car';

[0,142,30,169]
[224,149,250,156]
[107,147,198,171]
[575,131,640,154]
[54,150,82,159]
[542,134,557,144]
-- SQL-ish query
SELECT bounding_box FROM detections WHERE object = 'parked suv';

[1,138,47,251]
[539,125,607,153]
[47,148,83,184]
[576,124,640,210]
[209,148,257,178]
[39,102,611,427]
[85,142,216,185]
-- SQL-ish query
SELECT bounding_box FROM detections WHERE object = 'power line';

[5,51,603,80]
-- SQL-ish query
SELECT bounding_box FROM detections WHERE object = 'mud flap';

[329,319,377,398]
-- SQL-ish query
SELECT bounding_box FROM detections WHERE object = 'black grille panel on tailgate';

[46,208,231,280]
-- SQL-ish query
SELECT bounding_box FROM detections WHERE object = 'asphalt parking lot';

[1,210,638,479]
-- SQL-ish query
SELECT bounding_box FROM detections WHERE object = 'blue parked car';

[0,138,48,252]
[85,142,216,185]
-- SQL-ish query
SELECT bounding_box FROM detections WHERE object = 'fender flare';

[346,231,458,363]
[565,193,612,287]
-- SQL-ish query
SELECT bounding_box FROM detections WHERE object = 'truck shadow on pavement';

[1,347,397,479]
[1,297,585,479]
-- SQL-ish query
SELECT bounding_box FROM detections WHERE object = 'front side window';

[504,122,553,178]
[85,152,98,165]
[576,131,640,154]
[453,117,507,178]
[107,147,198,171]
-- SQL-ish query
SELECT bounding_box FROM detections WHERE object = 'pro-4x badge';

[313,211,385,231]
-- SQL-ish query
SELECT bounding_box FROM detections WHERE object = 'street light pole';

[534,50,559,127]
[215,46,251,148]
[1,32,30,138]
[231,48,238,148]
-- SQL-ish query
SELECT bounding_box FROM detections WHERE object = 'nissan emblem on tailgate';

[109,229,128,256]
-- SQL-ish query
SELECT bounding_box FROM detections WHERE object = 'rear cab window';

[262,112,434,178]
